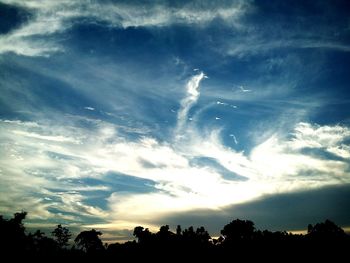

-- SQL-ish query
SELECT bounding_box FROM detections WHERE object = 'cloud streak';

[1,0,348,59]
[1,72,349,232]
[1,0,349,238]
[0,0,250,56]
[176,72,206,132]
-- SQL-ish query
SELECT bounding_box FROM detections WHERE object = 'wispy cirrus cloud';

[176,72,206,132]
[1,0,349,240]
[224,38,350,58]
[1,72,349,232]
[0,0,251,56]
[1,0,349,59]
[0,0,69,56]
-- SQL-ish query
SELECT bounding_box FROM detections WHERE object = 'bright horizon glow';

[0,0,350,240]
[0,73,348,232]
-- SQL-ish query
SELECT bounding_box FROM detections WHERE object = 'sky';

[0,0,350,242]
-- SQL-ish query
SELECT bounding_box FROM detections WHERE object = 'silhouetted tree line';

[0,212,349,260]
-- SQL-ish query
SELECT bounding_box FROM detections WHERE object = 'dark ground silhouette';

[0,212,349,261]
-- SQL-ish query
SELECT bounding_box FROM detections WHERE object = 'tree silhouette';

[176,225,182,236]
[307,219,347,240]
[133,226,153,244]
[0,211,28,252]
[221,219,255,242]
[28,230,57,253]
[52,224,71,249]
[159,224,170,234]
[74,229,104,253]
[133,226,144,240]
[0,211,349,260]
[157,224,174,242]
[195,226,211,244]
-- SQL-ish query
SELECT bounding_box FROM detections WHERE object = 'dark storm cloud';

[154,184,350,235]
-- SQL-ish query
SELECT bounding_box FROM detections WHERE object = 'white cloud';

[217,101,227,105]
[12,130,79,143]
[2,0,348,58]
[0,0,67,56]
[239,86,251,92]
[0,36,61,57]
[291,122,350,151]
[0,0,250,56]
[216,101,237,109]
[251,123,350,180]
[176,72,206,132]
[230,134,238,144]
[88,1,250,28]
[0,72,349,233]
[84,106,95,111]
[224,33,350,58]
[327,145,350,159]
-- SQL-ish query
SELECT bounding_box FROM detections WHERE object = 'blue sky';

[0,0,350,241]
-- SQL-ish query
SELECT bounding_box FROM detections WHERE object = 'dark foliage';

[307,219,348,240]
[0,212,349,260]
[74,229,104,253]
[52,224,71,249]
